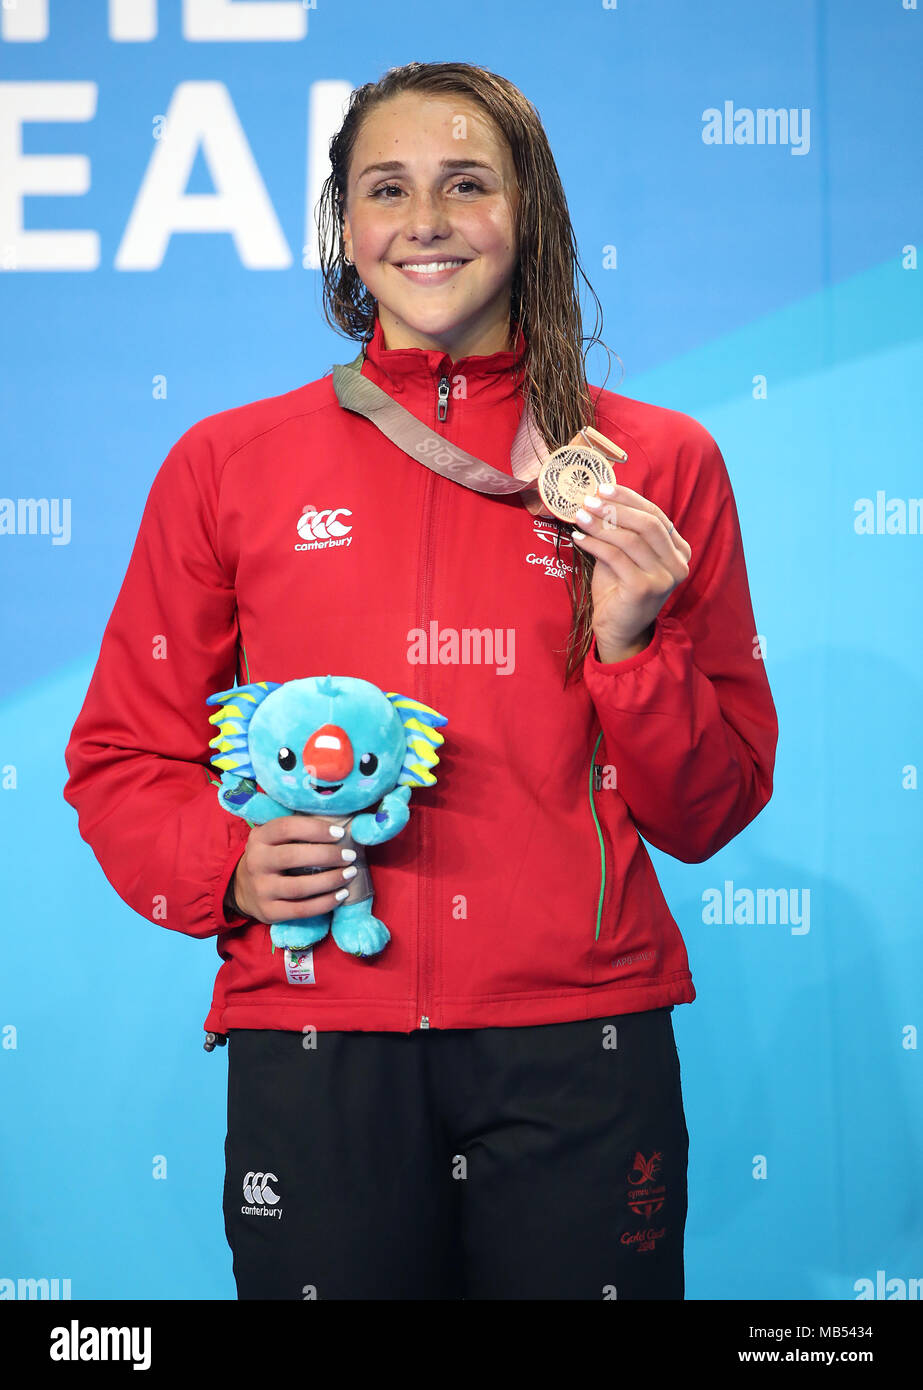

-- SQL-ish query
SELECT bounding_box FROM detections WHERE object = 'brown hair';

[316,60,620,687]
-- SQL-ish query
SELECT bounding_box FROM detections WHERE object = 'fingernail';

[574,508,592,525]
[342,865,357,880]
[335,887,349,900]
[598,483,616,496]
[571,529,585,540]
[582,495,603,510]
[341,848,356,862]
[329,824,345,837]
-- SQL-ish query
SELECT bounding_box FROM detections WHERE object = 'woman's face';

[342,92,520,359]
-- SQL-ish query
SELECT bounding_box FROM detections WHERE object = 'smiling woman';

[63,57,777,1307]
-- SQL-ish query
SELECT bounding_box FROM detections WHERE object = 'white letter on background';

[0,82,99,270]
[115,81,291,270]
[184,0,308,41]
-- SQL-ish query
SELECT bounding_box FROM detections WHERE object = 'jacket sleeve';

[63,423,254,939]
[582,419,778,864]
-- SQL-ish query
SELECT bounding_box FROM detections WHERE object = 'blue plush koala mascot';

[206,674,447,958]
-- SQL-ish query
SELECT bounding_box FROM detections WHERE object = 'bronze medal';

[536,425,627,523]
[536,452,617,526]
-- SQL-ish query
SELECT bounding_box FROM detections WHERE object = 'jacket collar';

[358,313,527,408]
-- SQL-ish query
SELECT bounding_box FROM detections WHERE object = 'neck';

[376,304,514,359]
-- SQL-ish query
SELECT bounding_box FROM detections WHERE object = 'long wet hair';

[316,61,620,687]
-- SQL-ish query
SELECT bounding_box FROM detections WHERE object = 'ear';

[206,679,281,706]
[384,692,448,731]
[383,691,448,789]
[341,206,353,263]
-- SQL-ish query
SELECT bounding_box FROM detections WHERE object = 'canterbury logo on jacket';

[62,315,778,1034]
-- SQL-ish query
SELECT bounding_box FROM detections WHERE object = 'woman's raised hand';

[571,483,692,662]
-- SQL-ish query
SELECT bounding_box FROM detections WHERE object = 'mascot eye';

[277,747,297,771]
[359,753,379,776]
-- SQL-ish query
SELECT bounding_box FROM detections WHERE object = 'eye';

[369,179,484,199]
[359,753,379,776]
[277,747,296,771]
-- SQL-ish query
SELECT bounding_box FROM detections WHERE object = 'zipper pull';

[593,763,603,792]
[420,1015,430,1029]
[436,376,450,422]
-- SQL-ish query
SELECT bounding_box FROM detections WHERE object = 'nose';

[403,189,451,242]
[303,724,354,782]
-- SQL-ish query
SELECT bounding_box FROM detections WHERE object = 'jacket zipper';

[417,369,451,1028]
[588,729,608,941]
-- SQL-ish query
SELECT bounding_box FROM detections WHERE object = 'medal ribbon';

[331,346,556,519]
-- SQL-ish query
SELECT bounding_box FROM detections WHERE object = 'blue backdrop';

[1,0,920,1302]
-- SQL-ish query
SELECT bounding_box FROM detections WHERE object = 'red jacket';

[63,315,777,1036]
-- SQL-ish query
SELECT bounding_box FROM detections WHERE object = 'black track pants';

[222,1006,689,1300]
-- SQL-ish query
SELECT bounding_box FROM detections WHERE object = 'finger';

[268,886,347,918]
[272,866,353,900]
[262,814,346,843]
[273,839,345,872]
[592,485,691,559]
[574,505,688,582]
[604,499,691,561]
[571,526,663,586]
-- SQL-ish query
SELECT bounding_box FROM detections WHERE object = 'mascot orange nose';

[303,724,354,782]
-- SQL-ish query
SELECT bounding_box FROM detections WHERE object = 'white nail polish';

[341,848,357,862]
[335,887,349,900]
[343,865,357,880]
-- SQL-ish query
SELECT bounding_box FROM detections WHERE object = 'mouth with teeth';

[395,258,469,280]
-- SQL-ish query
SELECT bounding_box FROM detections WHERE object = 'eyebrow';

[354,158,498,182]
